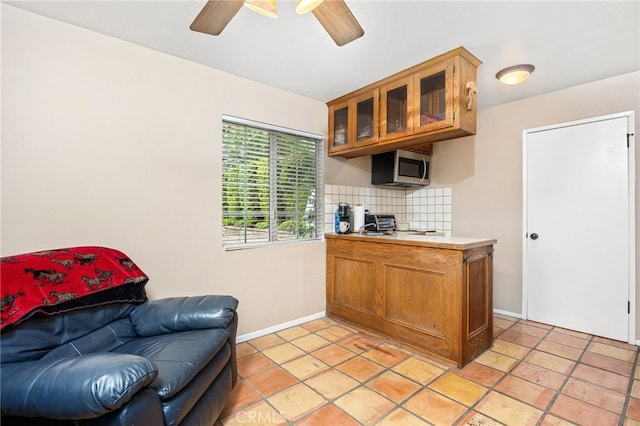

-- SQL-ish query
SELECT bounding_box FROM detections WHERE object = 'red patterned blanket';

[1,246,148,329]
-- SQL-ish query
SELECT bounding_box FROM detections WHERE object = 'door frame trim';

[522,111,636,344]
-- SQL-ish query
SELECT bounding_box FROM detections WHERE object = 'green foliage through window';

[222,116,322,247]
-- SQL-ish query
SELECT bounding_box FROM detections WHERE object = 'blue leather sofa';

[0,247,239,426]
[1,295,239,425]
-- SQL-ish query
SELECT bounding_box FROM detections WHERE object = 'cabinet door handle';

[466,81,476,111]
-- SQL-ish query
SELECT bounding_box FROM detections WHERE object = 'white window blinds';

[222,115,323,249]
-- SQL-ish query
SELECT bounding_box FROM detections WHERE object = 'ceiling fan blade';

[311,0,364,46]
[190,0,244,36]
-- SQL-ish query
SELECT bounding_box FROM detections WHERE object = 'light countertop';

[325,232,497,250]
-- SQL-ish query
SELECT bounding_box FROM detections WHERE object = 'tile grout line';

[529,328,638,425]
[533,327,595,425]
[234,322,425,425]
[321,316,523,425]
[227,321,490,426]
[294,320,479,424]
[226,327,325,423]
[310,321,457,424]
[297,335,396,425]
[309,323,456,424]
[452,317,544,425]
[495,321,636,425]
[315,318,509,424]
[225,317,638,426]
[272,325,360,424]
[302,324,455,425]
[619,343,640,425]
[337,319,521,425]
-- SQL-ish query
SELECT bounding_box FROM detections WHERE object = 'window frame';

[221,115,323,250]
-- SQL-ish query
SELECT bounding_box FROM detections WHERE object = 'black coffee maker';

[337,202,351,234]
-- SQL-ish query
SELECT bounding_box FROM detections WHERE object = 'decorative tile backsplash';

[324,185,452,235]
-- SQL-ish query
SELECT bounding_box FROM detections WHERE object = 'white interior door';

[523,112,635,342]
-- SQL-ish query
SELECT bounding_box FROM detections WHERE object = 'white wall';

[1,5,327,336]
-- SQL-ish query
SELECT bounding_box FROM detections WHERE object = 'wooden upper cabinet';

[328,89,379,153]
[327,47,482,158]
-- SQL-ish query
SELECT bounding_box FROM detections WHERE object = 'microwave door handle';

[421,158,427,182]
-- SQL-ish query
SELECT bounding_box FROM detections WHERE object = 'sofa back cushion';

[1,303,137,363]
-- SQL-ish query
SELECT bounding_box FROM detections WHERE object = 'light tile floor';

[218,314,640,425]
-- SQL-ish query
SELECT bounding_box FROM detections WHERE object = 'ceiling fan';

[190,0,364,46]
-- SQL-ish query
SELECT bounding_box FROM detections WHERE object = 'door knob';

[530,233,539,240]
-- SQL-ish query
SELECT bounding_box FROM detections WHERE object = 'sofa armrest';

[1,353,158,419]
[130,295,239,337]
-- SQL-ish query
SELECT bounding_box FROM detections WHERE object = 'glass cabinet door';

[380,78,413,140]
[419,72,445,123]
[328,103,350,152]
[354,90,378,146]
[414,60,454,133]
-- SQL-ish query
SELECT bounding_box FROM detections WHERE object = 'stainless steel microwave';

[371,149,430,187]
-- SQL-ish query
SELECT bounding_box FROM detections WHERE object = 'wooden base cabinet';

[326,237,494,367]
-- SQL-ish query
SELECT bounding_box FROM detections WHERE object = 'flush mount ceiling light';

[190,0,364,46]
[495,64,535,85]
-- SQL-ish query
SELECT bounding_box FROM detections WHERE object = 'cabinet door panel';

[328,101,350,153]
[332,257,376,314]
[383,266,447,338]
[466,257,489,338]
[414,60,455,133]
[379,77,413,140]
[354,90,379,146]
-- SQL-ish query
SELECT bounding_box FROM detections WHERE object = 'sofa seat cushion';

[162,344,231,426]
[113,328,229,400]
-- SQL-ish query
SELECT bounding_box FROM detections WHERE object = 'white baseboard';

[493,308,522,319]
[236,309,640,347]
[237,309,525,343]
[493,309,639,346]
[236,311,326,343]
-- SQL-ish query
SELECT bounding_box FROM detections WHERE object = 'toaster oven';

[364,214,396,231]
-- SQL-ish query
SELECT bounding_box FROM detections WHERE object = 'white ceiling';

[5,0,639,109]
